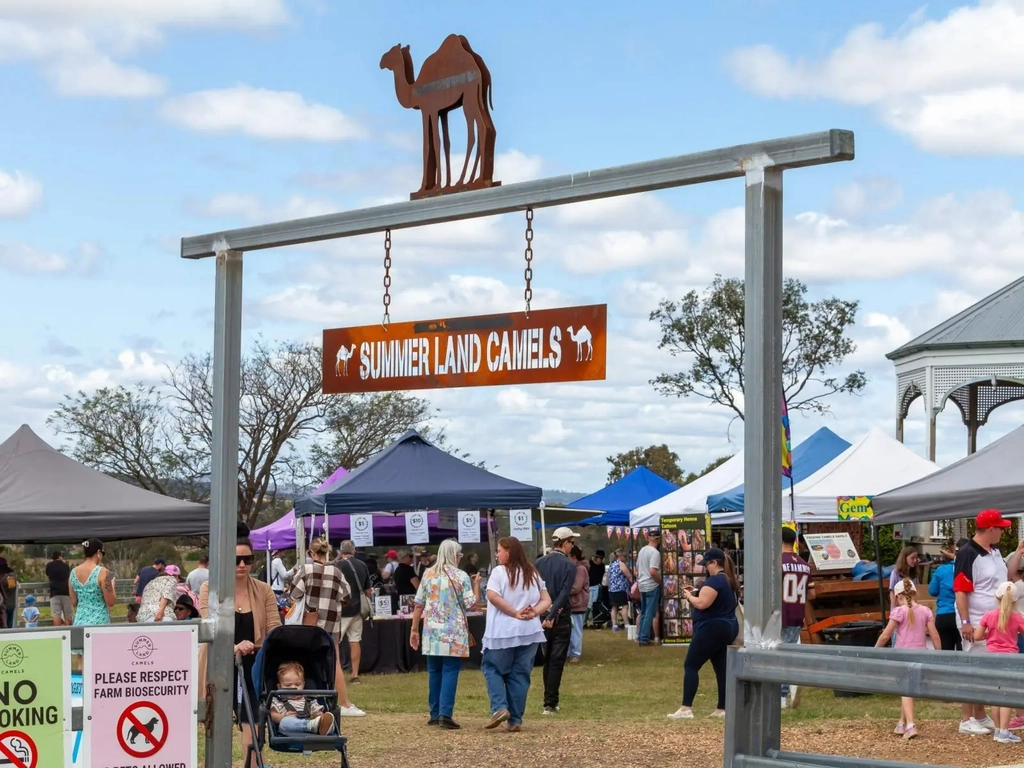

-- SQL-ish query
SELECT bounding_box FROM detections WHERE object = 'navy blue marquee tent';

[294,429,542,515]
[705,427,851,514]
[566,467,679,526]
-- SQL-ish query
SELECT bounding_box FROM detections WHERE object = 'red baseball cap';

[386,550,398,559]
[976,509,1012,529]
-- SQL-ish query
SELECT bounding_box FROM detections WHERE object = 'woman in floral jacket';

[410,539,481,729]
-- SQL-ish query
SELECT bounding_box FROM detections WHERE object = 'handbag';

[284,596,305,626]
[445,569,477,648]
[339,558,372,620]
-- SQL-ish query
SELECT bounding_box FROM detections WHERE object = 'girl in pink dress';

[973,581,1024,744]
[875,578,941,739]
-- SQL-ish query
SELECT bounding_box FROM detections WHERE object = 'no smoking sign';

[116,702,168,759]
[0,730,37,768]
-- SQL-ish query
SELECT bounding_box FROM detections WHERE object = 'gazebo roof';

[887,274,1024,361]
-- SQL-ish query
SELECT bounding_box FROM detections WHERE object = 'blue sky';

[2,0,1023,493]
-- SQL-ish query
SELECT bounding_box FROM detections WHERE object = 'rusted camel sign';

[323,305,607,394]
[380,34,499,200]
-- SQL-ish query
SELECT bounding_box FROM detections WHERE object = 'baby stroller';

[239,625,350,768]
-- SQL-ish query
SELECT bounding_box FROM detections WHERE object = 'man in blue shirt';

[535,527,579,715]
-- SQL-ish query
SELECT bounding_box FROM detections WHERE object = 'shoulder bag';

[444,568,477,648]
[340,558,371,620]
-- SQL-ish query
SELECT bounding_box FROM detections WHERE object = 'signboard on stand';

[83,625,197,768]
[323,305,607,394]
[802,532,860,572]
[374,595,393,618]
[0,631,71,768]
[350,514,374,547]
[405,511,429,545]
[509,509,533,542]
[458,511,481,543]
[659,514,711,646]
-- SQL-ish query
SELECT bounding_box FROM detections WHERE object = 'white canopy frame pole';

[186,130,854,768]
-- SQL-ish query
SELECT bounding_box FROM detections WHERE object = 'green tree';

[650,276,867,421]
[607,444,684,485]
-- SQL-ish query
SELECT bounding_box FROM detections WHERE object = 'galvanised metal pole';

[206,250,244,768]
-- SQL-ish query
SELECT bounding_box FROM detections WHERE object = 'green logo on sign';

[0,644,24,669]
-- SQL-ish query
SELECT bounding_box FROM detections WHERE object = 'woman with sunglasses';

[71,538,115,628]
[199,537,280,768]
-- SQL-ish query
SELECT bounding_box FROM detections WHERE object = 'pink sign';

[83,626,198,768]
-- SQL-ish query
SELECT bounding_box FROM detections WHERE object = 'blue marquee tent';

[294,429,542,515]
[566,467,680,526]
[705,427,851,514]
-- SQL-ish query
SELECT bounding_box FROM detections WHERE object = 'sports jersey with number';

[781,552,811,628]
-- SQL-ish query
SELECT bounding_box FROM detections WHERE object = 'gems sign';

[323,304,607,394]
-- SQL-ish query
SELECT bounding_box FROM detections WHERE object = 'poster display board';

[83,625,198,768]
[659,514,711,646]
[802,532,860,571]
[0,630,72,768]
[509,509,533,542]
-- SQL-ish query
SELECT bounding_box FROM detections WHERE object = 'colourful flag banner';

[781,394,793,478]
[607,526,614,538]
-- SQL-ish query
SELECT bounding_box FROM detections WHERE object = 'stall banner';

[83,625,198,768]
[658,514,711,646]
[802,532,860,572]
[350,514,374,547]
[509,509,533,542]
[837,496,873,521]
[458,511,481,543]
[0,631,71,768]
[405,511,429,545]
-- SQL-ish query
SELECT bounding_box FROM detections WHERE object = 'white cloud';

[494,149,544,185]
[161,86,366,141]
[0,170,43,218]
[727,1,1024,154]
[0,241,102,276]
[1,0,288,27]
[830,177,903,220]
[188,192,340,221]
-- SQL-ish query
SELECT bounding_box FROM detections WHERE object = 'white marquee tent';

[629,452,745,528]
[715,428,941,525]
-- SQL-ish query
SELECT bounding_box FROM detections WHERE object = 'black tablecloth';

[340,615,485,675]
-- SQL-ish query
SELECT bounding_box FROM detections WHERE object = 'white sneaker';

[338,704,366,717]
[976,715,996,732]
[667,707,694,719]
[959,718,991,735]
[994,729,1021,744]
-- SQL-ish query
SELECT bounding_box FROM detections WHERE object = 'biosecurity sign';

[0,631,71,768]
[323,304,607,394]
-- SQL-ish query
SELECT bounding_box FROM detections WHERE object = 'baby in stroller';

[270,661,337,736]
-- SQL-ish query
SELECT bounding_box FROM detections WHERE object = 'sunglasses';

[236,555,255,565]
[174,605,189,612]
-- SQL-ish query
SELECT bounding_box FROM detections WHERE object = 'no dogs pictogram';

[116,701,168,758]
[0,730,37,768]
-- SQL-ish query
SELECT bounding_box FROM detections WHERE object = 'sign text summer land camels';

[380,35,500,200]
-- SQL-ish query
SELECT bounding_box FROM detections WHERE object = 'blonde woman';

[410,539,481,729]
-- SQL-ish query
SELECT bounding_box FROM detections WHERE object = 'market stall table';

[340,614,485,674]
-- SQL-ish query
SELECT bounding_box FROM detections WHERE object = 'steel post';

[740,166,785,755]
[205,250,244,768]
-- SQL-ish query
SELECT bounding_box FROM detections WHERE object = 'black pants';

[935,612,962,652]
[683,619,738,709]
[542,613,573,709]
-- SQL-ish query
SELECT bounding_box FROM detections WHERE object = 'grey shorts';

[50,595,73,621]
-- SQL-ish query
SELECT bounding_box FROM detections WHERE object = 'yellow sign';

[782,521,798,553]
[837,495,873,521]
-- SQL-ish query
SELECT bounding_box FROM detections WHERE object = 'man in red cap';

[953,508,1012,735]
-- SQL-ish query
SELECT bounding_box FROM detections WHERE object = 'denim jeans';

[482,643,538,726]
[639,586,662,643]
[779,625,801,698]
[426,655,463,719]
[277,715,310,735]
[569,613,584,658]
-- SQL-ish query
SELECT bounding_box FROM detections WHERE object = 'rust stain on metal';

[380,34,500,200]
[323,305,607,394]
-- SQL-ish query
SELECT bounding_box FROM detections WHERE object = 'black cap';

[154,557,166,565]
[702,547,726,564]
[595,550,606,558]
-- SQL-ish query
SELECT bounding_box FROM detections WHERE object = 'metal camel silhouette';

[380,35,499,200]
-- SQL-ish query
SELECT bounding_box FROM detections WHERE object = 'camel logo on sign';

[0,645,24,670]
[335,343,356,376]
[130,636,156,660]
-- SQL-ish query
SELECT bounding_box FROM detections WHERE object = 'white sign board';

[802,532,860,572]
[374,595,393,617]
[509,509,533,542]
[405,511,429,545]
[458,510,481,543]
[350,514,374,547]
[437,511,458,530]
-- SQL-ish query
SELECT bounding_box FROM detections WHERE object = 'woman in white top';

[481,537,551,732]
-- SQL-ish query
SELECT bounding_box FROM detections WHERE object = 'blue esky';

[2,0,1023,492]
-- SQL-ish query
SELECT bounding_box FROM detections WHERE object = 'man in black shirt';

[45,550,73,626]
[335,540,372,683]
[587,550,607,628]
[393,550,420,596]
[535,527,579,715]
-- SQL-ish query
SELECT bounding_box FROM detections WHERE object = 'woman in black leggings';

[668,548,740,719]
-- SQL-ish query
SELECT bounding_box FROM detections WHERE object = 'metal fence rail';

[12,581,137,627]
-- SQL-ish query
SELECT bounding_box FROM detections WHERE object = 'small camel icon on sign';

[335,344,356,376]
[567,325,593,362]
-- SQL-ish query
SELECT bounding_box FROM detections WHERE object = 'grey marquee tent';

[872,424,1024,524]
[295,429,542,515]
[0,424,210,542]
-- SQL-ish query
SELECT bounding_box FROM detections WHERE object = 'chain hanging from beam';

[523,207,534,318]
[382,228,392,330]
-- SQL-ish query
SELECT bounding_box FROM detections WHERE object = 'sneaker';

[349,677,361,684]
[959,718,992,735]
[338,704,366,717]
[542,707,557,716]
[484,709,510,730]
[667,707,694,720]
[1008,715,1024,731]
[781,697,789,711]
[611,626,622,632]
[994,729,1022,744]
[317,712,335,735]
[507,723,522,732]
[709,710,726,718]
[903,725,917,740]
[568,657,580,664]
[976,715,996,732]
[893,722,906,736]
[306,716,321,734]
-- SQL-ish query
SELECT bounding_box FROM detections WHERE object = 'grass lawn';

[206,631,1014,768]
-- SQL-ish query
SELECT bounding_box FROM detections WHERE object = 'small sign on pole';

[458,510,481,543]
[509,509,533,542]
[83,625,198,768]
[405,511,429,545]
[350,514,374,547]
